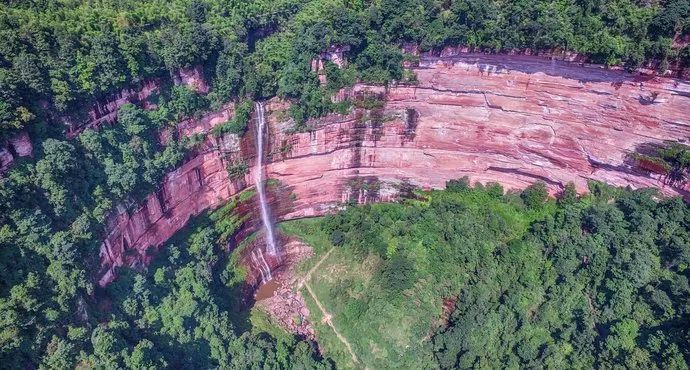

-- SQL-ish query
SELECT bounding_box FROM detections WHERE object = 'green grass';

[283,218,441,368]
[279,218,333,274]
[278,186,558,369]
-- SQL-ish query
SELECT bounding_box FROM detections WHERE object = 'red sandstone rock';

[312,45,350,86]
[98,109,245,286]
[97,54,690,286]
[98,145,244,286]
[176,103,235,138]
[253,239,316,339]
[0,131,34,174]
[173,66,209,94]
[432,46,687,78]
[0,148,12,173]
[66,79,160,138]
[9,132,33,157]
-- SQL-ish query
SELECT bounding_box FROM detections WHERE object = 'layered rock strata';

[65,79,160,138]
[97,54,690,286]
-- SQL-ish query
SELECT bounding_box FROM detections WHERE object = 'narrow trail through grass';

[298,247,361,365]
[304,282,360,365]
[297,247,335,289]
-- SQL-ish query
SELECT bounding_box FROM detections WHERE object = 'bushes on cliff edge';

[2,0,688,139]
[212,100,253,137]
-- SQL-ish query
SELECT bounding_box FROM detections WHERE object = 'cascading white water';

[250,249,272,283]
[254,101,279,256]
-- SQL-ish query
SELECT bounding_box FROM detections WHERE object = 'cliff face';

[65,65,207,139]
[98,106,240,286]
[270,54,689,218]
[65,79,160,138]
[97,54,690,286]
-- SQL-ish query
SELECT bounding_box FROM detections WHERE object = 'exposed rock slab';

[65,79,160,138]
[253,239,316,339]
[173,66,210,94]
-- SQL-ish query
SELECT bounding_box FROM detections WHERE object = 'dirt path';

[304,282,360,365]
[299,247,361,365]
[297,247,335,289]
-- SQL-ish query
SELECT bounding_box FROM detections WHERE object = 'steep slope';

[98,53,690,286]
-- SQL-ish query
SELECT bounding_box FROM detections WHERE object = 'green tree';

[521,182,548,209]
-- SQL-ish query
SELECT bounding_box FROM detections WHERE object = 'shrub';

[446,177,471,193]
[212,100,253,137]
[330,230,345,246]
[226,160,248,179]
[521,182,548,209]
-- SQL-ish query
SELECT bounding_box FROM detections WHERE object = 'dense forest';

[2,0,690,139]
[284,180,690,368]
[0,0,689,368]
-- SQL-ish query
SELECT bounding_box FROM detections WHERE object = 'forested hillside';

[284,180,690,369]
[0,0,689,368]
[2,0,689,139]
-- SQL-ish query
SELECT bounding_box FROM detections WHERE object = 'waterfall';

[250,249,272,284]
[254,101,279,256]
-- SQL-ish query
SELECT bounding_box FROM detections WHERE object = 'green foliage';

[209,196,248,245]
[329,230,345,246]
[226,160,249,179]
[0,0,686,139]
[355,39,404,84]
[2,0,690,367]
[34,139,81,217]
[0,102,34,139]
[0,101,192,366]
[159,22,217,71]
[284,181,690,369]
[211,42,247,105]
[212,100,252,136]
[521,181,549,209]
[352,92,385,110]
[76,28,129,95]
[446,176,471,192]
[657,142,690,185]
[169,86,209,121]
[634,142,690,186]
[96,210,331,368]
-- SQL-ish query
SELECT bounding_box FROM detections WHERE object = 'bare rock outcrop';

[173,66,210,94]
[0,131,34,174]
[66,79,160,138]
[97,54,690,286]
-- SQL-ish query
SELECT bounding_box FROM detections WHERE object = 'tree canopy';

[284,179,690,368]
[0,0,688,138]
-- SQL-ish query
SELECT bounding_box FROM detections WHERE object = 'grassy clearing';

[280,183,556,369]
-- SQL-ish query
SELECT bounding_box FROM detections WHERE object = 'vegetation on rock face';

[0,101,202,366]
[1,0,689,138]
[212,100,253,137]
[98,198,332,369]
[0,0,689,367]
[283,179,690,369]
[633,142,690,186]
[226,160,250,180]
